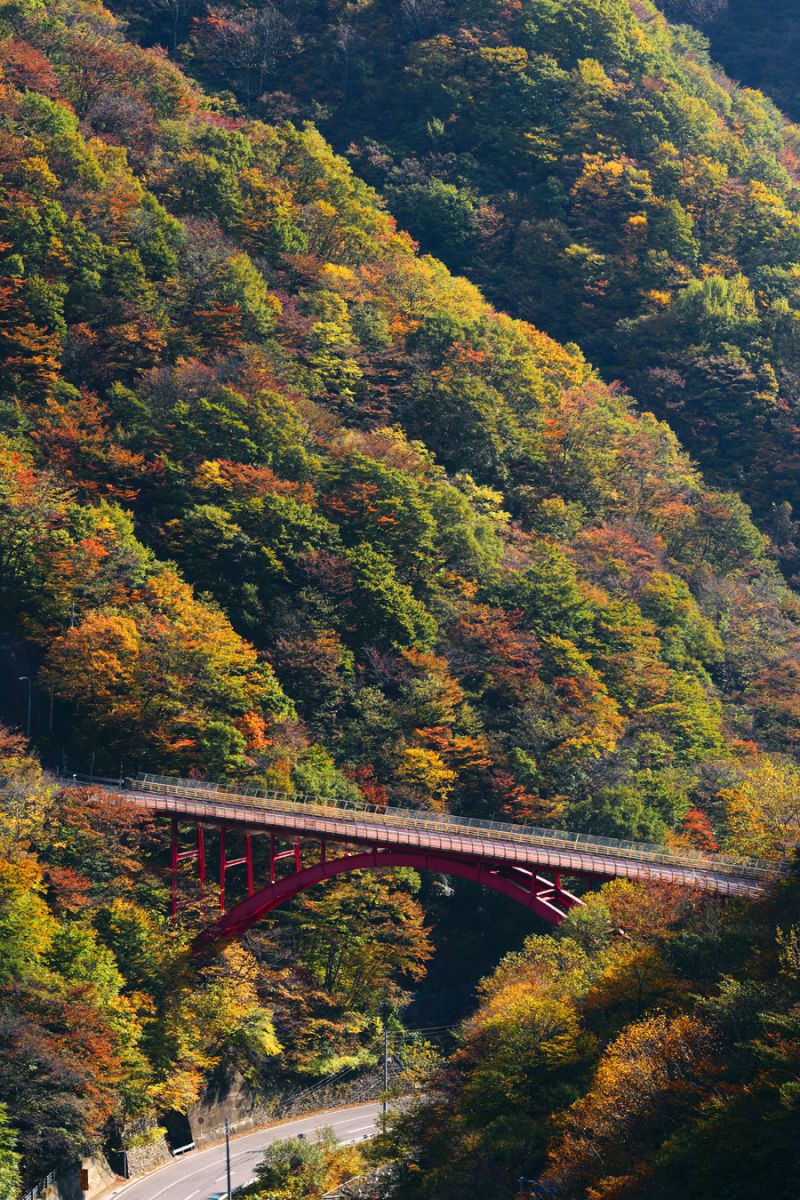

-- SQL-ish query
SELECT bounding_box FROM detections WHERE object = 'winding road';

[106,1103,381,1200]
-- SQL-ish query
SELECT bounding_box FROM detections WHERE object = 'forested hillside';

[2,0,800,1193]
[4,0,800,839]
[0,730,431,1189]
[110,0,800,560]
[660,1,800,123]
[387,866,800,1200]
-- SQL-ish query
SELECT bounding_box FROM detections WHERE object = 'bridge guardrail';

[130,774,790,883]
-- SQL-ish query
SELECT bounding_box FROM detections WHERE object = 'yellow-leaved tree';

[721,755,800,859]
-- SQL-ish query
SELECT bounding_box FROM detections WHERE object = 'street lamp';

[18,676,31,738]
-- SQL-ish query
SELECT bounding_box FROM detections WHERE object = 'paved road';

[107,1103,381,1200]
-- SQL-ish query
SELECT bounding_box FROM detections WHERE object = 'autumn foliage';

[2,0,800,1191]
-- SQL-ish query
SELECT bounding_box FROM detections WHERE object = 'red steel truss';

[120,774,782,949]
[168,819,586,949]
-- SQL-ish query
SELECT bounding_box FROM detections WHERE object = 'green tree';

[246,1131,331,1200]
[0,1104,21,1200]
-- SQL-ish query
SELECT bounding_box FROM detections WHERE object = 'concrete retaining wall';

[34,1070,392,1199]
[186,1066,393,1147]
[124,1136,173,1177]
[37,1153,117,1200]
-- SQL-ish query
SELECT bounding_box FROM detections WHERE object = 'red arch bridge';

[108,774,787,949]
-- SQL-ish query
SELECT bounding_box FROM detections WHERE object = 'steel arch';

[193,847,585,950]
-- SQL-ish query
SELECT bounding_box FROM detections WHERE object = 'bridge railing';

[130,774,790,883]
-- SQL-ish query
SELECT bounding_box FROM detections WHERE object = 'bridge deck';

[112,776,787,899]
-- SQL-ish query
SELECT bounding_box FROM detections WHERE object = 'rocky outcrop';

[323,1162,403,1199]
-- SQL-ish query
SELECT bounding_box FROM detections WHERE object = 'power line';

[388,1022,460,1036]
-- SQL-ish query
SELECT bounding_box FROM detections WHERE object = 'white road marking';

[135,1157,241,1197]
[105,1104,381,1200]
[149,1181,189,1200]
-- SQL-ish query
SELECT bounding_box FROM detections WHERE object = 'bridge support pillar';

[170,820,208,918]
[217,827,256,910]
[219,827,227,911]
[246,834,254,897]
[170,818,179,918]
[268,833,303,889]
[197,825,206,887]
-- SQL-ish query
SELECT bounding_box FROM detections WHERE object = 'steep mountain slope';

[2,0,800,838]
[661,0,800,123]
[112,0,800,558]
[3,1,800,1189]
[0,732,432,1187]
[388,867,800,1200]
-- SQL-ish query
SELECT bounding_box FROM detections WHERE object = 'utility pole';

[225,1118,232,1198]
[383,1026,389,1120]
[18,676,31,738]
